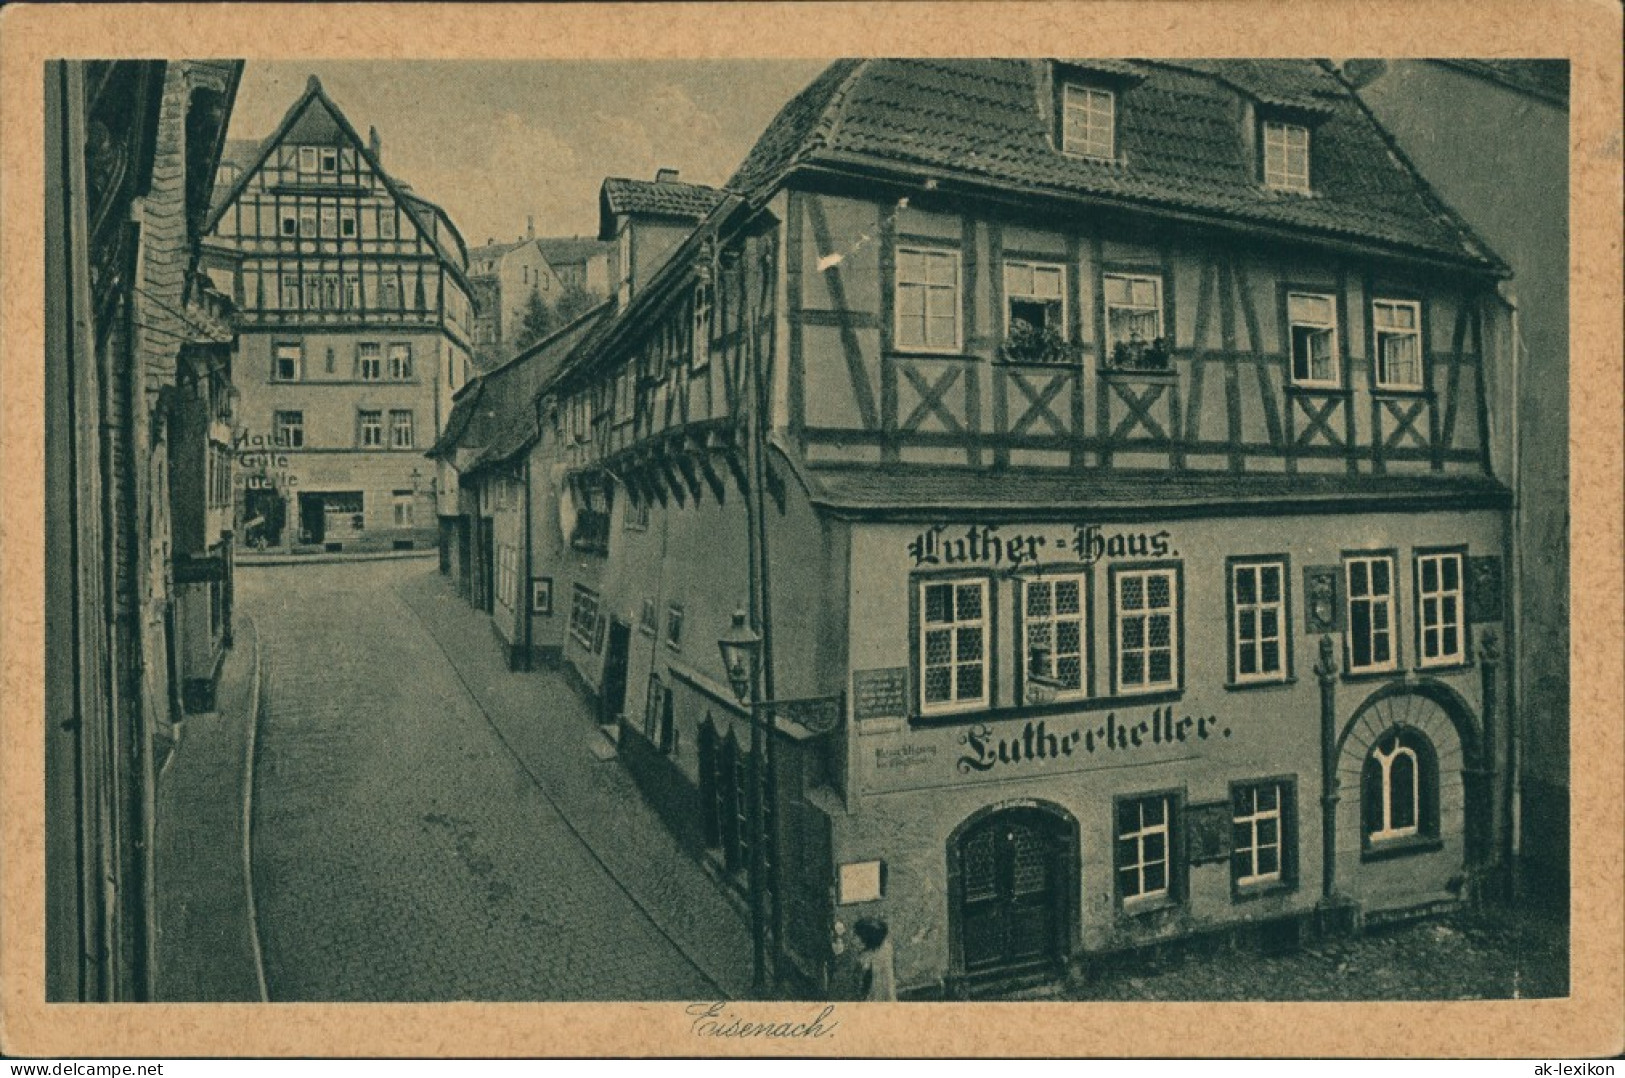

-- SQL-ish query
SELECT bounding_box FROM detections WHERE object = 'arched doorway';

[947,803,1077,987]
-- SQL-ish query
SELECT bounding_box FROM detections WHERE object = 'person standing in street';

[853,917,896,1002]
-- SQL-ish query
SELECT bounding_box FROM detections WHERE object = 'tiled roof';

[798,463,1510,519]
[453,302,617,472]
[726,59,1503,271]
[535,236,613,267]
[600,176,728,222]
[469,238,532,264]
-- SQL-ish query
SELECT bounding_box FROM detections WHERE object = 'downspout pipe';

[1495,281,1523,901]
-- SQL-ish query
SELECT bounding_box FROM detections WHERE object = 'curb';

[238,550,436,568]
[239,614,270,1003]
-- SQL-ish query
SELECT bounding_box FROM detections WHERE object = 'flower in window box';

[1111,335,1171,372]
[999,317,1079,365]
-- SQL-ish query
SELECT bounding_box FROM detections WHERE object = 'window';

[638,597,657,636]
[379,210,396,239]
[340,209,357,237]
[644,678,675,754]
[280,209,297,237]
[358,343,382,380]
[299,206,317,238]
[1003,260,1068,340]
[1229,558,1288,684]
[894,247,960,352]
[392,489,414,529]
[272,410,304,448]
[495,545,517,607]
[343,274,359,308]
[389,410,414,450]
[1416,551,1465,667]
[665,603,684,651]
[1022,574,1087,700]
[1345,554,1398,673]
[388,343,413,380]
[298,146,317,174]
[1116,794,1175,904]
[272,342,302,381]
[320,205,337,237]
[358,410,383,448]
[1112,566,1180,693]
[1103,273,1166,370]
[1363,727,1438,847]
[1232,781,1292,889]
[1373,300,1423,390]
[1263,121,1311,191]
[1061,84,1115,160]
[569,586,599,649]
[279,276,302,311]
[1287,292,1339,385]
[320,147,338,175]
[380,275,400,309]
[692,282,713,371]
[917,577,989,715]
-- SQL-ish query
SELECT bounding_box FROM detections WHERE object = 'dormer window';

[1061,84,1115,160]
[1262,121,1311,191]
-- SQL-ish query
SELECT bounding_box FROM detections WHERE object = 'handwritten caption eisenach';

[686,1002,839,1039]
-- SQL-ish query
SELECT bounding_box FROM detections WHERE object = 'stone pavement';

[153,615,266,1002]
[239,559,752,1001]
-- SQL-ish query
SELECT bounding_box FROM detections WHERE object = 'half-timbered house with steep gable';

[201,76,476,555]
[510,59,1519,999]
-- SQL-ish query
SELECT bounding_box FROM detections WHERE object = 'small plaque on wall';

[1185,801,1231,866]
[853,667,909,722]
[1467,556,1503,622]
[1303,566,1342,633]
[838,860,886,904]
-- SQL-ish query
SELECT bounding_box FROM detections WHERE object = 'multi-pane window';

[1230,559,1287,684]
[379,209,397,240]
[392,489,414,529]
[1232,782,1287,887]
[1363,728,1436,845]
[1003,260,1068,340]
[272,410,304,448]
[380,275,400,309]
[1287,292,1339,385]
[358,343,382,380]
[388,343,413,380]
[1061,84,1115,160]
[569,585,599,649]
[1416,551,1465,666]
[389,410,414,450]
[894,247,960,352]
[320,205,337,237]
[279,276,302,311]
[1263,121,1311,191]
[1116,795,1174,903]
[299,206,317,238]
[273,342,302,381]
[918,577,989,715]
[1345,554,1398,673]
[1103,273,1165,369]
[358,410,383,448]
[1022,575,1086,699]
[1113,566,1179,692]
[1373,300,1423,389]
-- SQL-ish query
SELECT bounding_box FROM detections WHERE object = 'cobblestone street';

[239,559,751,1001]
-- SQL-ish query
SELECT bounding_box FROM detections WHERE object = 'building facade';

[45,58,242,1001]
[1346,60,1569,906]
[201,76,476,555]
[468,219,565,364]
[452,60,1522,999]
[536,235,617,299]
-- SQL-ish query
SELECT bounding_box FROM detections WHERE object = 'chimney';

[655,167,680,183]
[527,215,535,240]
[368,125,382,164]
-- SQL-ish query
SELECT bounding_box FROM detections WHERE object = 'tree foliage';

[512,287,554,353]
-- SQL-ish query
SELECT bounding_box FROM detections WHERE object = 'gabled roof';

[535,235,613,268]
[433,300,616,472]
[725,59,1504,273]
[598,176,728,238]
[469,237,533,265]
[204,75,473,291]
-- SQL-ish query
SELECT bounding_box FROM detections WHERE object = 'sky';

[225,60,833,251]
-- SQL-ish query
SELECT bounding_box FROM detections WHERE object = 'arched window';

[1362,727,1438,847]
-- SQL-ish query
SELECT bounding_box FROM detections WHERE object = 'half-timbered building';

[497,59,1519,998]
[201,76,476,554]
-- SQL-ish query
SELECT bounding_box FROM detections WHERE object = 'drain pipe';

[1496,281,1523,901]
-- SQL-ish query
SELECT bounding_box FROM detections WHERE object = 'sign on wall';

[853,667,909,722]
